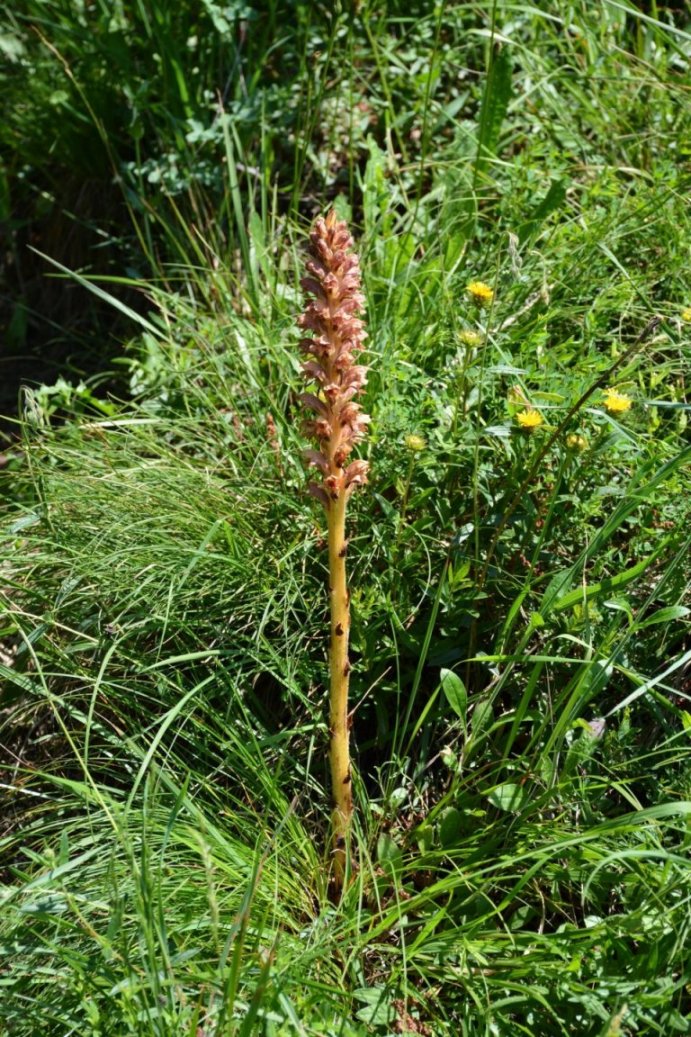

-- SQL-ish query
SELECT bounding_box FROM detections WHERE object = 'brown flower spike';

[298,210,370,890]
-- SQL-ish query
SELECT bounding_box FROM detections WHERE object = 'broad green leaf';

[353,988,393,1026]
[440,668,467,723]
[414,823,435,853]
[377,833,402,875]
[439,807,462,848]
[487,783,526,812]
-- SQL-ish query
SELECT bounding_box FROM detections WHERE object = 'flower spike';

[297,210,370,892]
[298,210,370,507]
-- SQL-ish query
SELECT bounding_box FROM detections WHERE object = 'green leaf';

[414,823,435,853]
[532,391,566,403]
[550,553,661,614]
[377,833,402,875]
[9,512,41,534]
[29,250,162,336]
[519,179,567,244]
[362,136,391,234]
[248,210,272,283]
[0,32,26,61]
[439,807,462,848]
[353,987,394,1026]
[440,668,467,723]
[475,45,513,175]
[487,783,526,812]
[0,167,9,222]
[637,606,690,629]
[471,699,494,737]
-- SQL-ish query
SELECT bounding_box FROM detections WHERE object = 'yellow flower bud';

[404,434,427,452]
[458,329,482,347]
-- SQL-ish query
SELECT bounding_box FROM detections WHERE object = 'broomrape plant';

[297,210,370,891]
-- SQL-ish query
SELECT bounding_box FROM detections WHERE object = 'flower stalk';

[297,210,369,890]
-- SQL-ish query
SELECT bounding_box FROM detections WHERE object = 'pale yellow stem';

[327,489,352,889]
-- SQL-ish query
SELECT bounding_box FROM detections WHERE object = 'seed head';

[298,211,370,505]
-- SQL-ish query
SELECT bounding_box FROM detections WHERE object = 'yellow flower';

[681,308,691,323]
[458,329,482,346]
[404,434,426,452]
[603,388,632,414]
[566,433,588,451]
[516,409,544,429]
[466,281,494,305]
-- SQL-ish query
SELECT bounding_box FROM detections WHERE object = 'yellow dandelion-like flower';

[466,281,494,305]
[459,329,482,347]
[516,409,544,429]
[602,388,632,414]
[566,433,588,451]
[404,434,426,452]
[681,308,691,323]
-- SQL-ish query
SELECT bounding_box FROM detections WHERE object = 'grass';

[1,2,691,1034]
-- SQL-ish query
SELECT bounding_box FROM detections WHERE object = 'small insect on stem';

[297,210,370,893]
